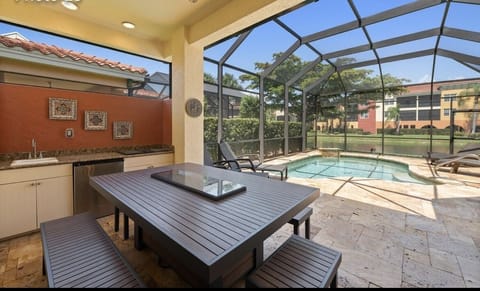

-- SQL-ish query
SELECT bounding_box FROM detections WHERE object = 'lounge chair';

[218,140,262,171]
[218,141,288,180]
[434,153,480,173]
[426,143,480,164]
[204,145,238,170]
[204,146,269,178]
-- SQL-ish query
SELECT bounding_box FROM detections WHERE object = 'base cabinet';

[0,164,73,240]
[0,182,37,239]
[37,175,73,225]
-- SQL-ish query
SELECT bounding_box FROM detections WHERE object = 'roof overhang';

[0,44,146,82]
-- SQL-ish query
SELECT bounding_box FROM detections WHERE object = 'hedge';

[204,117,303,158]
[204,117,302,142]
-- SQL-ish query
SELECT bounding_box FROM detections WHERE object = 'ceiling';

[0,0,304,61]
[39,0,231,41]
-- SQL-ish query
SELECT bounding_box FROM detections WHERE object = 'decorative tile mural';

[85,111,107,130]
[113,121,133,139]
[49,97,77,120]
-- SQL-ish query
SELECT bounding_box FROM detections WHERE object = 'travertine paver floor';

[1,151,479,287]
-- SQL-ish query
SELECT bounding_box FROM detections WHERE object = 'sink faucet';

[32,138,37,159]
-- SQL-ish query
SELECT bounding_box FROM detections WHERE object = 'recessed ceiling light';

[122,22,136,29]
[62,0,79,11]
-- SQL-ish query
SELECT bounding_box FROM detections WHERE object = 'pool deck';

[1,150,479,287]
[264,150,480,287]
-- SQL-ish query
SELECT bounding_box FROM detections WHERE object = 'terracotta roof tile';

[0,35,147,75]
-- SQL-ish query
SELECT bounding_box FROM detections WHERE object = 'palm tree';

[386,105,401,135]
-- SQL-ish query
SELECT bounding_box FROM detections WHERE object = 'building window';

[444,108,456,116]
[419,95,440,107]
[397,96,416,108]
[419,109,440,120]
[360,112,369,119]
[410,125,416,129]
[443,94,457,102]
[400,110,416,121]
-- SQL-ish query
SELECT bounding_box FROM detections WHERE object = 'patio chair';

[434,153,480,173]
[426,143,480,164]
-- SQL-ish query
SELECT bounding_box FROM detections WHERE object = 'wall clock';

[185,98,203,117]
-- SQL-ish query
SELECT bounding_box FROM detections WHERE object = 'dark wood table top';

[90,163,319,286]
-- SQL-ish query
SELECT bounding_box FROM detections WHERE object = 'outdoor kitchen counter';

[0,148,174,170]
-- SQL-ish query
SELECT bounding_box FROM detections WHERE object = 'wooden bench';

[288,207,313,239]
[246,235,342,288]
[40,212,145,288]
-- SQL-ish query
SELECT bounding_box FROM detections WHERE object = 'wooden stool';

[246,235,342,288]
[288,207,313,239]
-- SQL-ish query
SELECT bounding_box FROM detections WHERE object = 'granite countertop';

[0,146,174,171]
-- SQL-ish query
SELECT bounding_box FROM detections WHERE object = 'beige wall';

[0,59,128,88]
[171,27,204,164]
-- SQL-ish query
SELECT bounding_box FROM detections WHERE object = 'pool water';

[288,156,431,184]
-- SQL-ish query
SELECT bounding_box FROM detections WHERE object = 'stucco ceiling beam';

[187,0,304,48]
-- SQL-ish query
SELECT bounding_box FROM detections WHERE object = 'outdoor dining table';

[90,162,319,288]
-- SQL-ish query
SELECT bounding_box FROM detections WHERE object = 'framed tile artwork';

[48,97,77,120]
[84,111,107,130]
[113,121,133,139]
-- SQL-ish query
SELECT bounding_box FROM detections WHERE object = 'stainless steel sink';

[10,157,59,166]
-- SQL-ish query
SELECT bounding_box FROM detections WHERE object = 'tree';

[204,72,217,83]
[204,72,243,90]
[239,53,307,118]
[386,105,401,135]
[239,53,408,129]
[222,73,243,89]
[239,95,277,120]
[239,95,260,118]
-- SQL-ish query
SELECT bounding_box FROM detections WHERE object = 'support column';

[171,27,204,164]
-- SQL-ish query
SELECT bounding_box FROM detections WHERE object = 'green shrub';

[204,117,303,157]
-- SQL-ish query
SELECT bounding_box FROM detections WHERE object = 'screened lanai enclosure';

[203,0,480,161]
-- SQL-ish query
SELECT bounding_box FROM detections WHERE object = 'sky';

[204,0,479,87]
[1,0,479,87]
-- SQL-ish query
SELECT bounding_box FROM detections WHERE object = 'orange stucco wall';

[357,102,377,134]
[0,83,172,154]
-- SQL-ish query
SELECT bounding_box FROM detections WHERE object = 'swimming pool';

[288,156,430,184]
